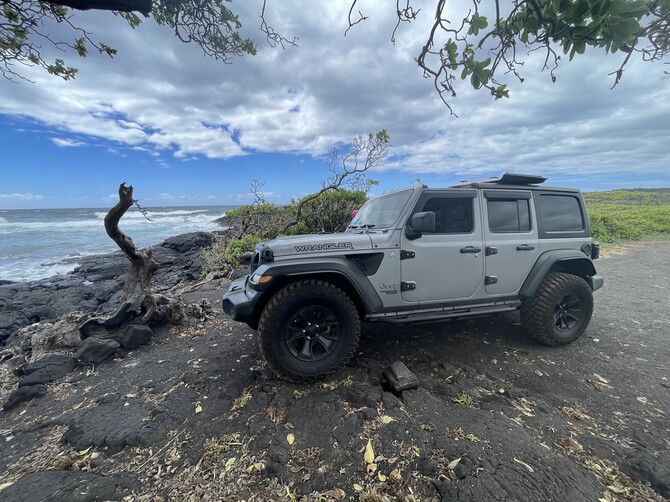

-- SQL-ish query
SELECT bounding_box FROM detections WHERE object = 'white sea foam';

[0,206,232,282]
[0,260,80,283]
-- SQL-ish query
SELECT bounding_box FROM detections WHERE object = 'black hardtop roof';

[450,172,580,193]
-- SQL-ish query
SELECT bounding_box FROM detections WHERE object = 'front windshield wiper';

[348,224,376,229]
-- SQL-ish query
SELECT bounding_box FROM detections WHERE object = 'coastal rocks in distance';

[0,231,220,347]
[75,338,120,363]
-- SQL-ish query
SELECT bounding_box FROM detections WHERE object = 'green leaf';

[74,37,88,57]
[467,14,489,36]
[470,72,481,89]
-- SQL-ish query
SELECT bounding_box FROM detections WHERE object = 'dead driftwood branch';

[80,183,186,339]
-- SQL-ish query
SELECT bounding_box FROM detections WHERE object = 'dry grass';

[2,425,73,484]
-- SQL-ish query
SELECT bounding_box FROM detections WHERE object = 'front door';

[400,190,484,303]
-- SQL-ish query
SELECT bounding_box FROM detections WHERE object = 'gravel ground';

[0,241,668,501]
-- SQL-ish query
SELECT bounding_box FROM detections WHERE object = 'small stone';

[76,338,120,363]
[382,361,419,393]
[120,325,153,350]
[453,462,468,479]
[416,457,439,476]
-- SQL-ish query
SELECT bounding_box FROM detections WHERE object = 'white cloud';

[0,193,45,201]
[0,2,668,184]
[51,137,87,148]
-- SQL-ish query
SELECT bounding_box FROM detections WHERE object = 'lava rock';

[120,325,154,350]
[3,384,47,411]
[0,470,140,501]
[75,337,120,363]
[161,231,215,254]
[18,354,78,387]
[382,361,419,393]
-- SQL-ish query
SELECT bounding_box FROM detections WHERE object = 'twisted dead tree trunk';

[80,183,186,339]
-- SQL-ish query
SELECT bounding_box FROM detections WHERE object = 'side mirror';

[407,211,435,239]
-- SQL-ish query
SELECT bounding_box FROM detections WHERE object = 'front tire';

[521,272,594,346]
[258,280,360,383]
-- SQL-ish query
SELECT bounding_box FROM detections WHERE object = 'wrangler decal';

[294,242,354,252]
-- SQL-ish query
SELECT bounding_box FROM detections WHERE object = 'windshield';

[349,188,414,229]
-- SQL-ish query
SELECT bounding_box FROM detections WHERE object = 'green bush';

[585,190,670,243]
[285,189,368,235]
[203,188,369,274]
[224,234,263,264]
[220,202,291,240]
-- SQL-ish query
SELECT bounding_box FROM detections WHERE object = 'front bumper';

[222,276,260,326]
[587,274,604,292]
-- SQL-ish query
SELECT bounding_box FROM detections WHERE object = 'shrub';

[285,189,368,235]
[203,188,369,275]
[585,190,670,243]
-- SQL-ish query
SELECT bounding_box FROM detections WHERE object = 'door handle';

[460,246,482,254]
[516,244,535,251]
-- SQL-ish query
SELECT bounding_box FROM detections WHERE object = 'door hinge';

[401,281,416,292]
[400,250,415,260]
[486,247,498,256]
[485,276,498,285]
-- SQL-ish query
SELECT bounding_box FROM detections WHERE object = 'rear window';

[538,195,584,232]
[487,199,531,232]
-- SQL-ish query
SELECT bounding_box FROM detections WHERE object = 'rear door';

[482,190,539,295]
[400,190,484,303]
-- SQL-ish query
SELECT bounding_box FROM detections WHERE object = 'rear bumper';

[587,274,604,292]
[222,276,260,326]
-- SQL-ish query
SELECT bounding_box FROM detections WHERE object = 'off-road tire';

[258,280,360,383]
[521,272,594,346]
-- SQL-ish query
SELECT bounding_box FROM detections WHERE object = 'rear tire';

[258,280,360,383]
[521,272,593,346]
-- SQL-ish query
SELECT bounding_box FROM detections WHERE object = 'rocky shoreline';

[0,231,221,348]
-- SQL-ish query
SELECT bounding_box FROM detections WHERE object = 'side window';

[487,199,531,232]
[538,195,584,232]
[419,197,473,234]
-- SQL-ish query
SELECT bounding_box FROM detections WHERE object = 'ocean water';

[0,206,236,282]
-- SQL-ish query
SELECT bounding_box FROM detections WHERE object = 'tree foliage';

[0,0,292,80]
[346,0,670,112]
[2,0,667,106]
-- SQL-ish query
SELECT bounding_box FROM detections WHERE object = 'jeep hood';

[265,233,373,257]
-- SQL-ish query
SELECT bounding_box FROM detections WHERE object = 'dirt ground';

[0,241,668,501]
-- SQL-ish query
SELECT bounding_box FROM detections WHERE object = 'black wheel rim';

[553,294,583,332]
[285,305,340,361]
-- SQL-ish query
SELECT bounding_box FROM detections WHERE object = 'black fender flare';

[251,258,384,314]
[520,250,597,297]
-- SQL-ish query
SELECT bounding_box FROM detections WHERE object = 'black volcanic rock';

[0,231,218,348]
[18,354,78,387]
[75,338,120,363]
[120,325,154,350]
[3,383,47,411]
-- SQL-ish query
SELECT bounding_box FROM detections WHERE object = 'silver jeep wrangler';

[223,173,603,382]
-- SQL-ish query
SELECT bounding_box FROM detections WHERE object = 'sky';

[0,1,669,209]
